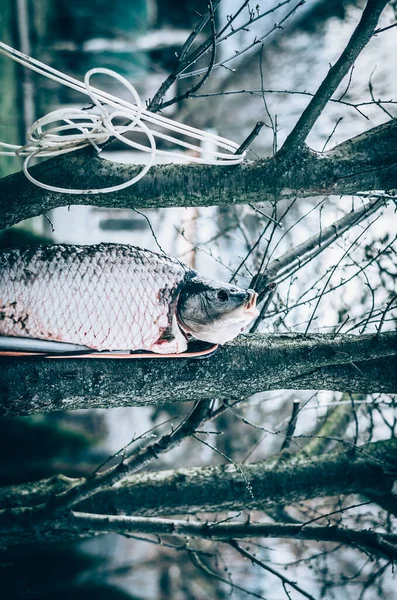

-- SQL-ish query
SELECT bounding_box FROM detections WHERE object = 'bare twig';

[338,64,356,102]
[281,399,301,451]
[250,283,277,332]
[349,393,360,448]
[235,121,265,155]
[259,43,278,154]
[148,1,296,110]
[321,117,344,152]
[368,68,395,118]
[148,0,222,111]
[191,87,397,118]
[155,1,218,111]
[192,433,254,499]
[300,501,371,528]
[179,1,220,62]
[178,0,306,81]
[229,541,316,600]
[377,293,397,336]
[374,22,397,34]
[189,550,268,600]
[216,0,294,45]
[304,216,379,334]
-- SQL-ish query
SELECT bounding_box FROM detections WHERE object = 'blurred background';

[0,0,396,598]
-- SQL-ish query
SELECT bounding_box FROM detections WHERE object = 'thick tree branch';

[70,513,397,562]
[1,436,396,516]
[0,119,396,229]
[0,438,396,548]
[281,0,390,152]
[78,437,397,518]
[0,332,396,416]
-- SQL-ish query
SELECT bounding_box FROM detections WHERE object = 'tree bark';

[0,119,396,229]
[63,438,397,517]
[0,439,395,527]
[1,332,396,415]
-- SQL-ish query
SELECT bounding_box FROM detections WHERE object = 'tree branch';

[1,437,396,550]
[79,437,397,518]
[280,0,390,153]
[0,119,396,229]
[2,436,396,517]
[66,513,397,562]
[1,332,396,416]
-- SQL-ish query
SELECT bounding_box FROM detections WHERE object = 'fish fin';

[158,325,176,343]
[151,314,188,354]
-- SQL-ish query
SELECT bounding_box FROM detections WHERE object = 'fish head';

[177,276,259,344]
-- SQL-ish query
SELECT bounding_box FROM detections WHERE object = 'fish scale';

[0,244,191,351]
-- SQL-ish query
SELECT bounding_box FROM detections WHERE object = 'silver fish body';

[0,243,258,353]
[0,244,191,352]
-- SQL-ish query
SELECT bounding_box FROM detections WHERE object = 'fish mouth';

[244,289,259,316]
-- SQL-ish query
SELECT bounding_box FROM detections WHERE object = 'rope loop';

[0,42,245,195]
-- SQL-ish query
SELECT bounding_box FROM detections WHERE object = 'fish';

[0,243,259,354]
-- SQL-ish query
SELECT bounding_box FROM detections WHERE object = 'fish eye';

[217,290,229,302]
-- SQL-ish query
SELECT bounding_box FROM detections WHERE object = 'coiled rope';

[0,41,245,194]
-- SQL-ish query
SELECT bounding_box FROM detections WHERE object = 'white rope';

[0,41,245,195]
